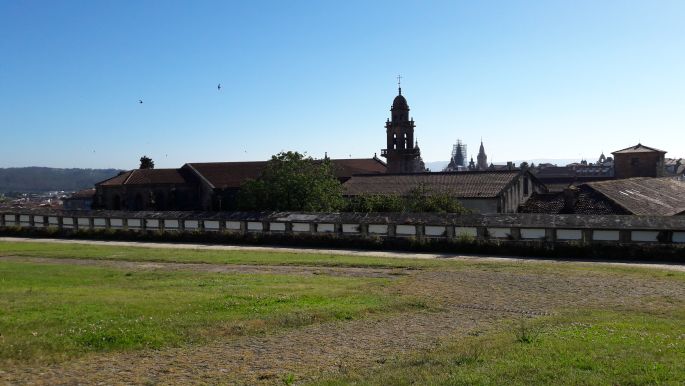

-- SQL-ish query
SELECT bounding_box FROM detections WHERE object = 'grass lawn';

[1,240,684,384]
[0,259,415,365]
[0,240,447,269]
[315,309,685,385]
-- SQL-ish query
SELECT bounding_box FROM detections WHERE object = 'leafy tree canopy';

[345,184,469,214]
[139,156,155,169]
[237,151,344,212]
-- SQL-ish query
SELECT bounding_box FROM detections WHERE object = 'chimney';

[562,187,578,213]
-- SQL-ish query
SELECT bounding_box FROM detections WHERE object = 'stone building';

[62,188,96,210]
[343,170,545,214]
[94,158,387,211]
[612,143,666,179]
[520,177,685,216]
[381,87,426,173]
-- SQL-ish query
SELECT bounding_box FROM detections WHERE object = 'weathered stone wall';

[2,209,685,245]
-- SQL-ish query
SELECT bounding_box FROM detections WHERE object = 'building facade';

[343,170,546,214]
[94,158,387,211]
[612,143,666,179]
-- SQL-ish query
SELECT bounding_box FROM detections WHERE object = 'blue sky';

[1,0,684,169]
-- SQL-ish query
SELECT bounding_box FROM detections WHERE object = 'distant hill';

[0,167,122,193]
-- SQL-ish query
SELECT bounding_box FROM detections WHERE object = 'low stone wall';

[2,209,685,245]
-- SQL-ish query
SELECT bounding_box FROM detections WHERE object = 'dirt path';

[3,256,684,385]
[0,256,407,279]
[2,236,685,272]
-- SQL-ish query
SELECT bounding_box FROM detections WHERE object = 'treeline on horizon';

[0,167,121,194]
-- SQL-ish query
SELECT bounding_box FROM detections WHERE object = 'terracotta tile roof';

[343,171,521,198]
[612,143,666,154]
[585,177,685,216]
[96,169,189,186]
[330,158,387,178]
[68,188,96,199]
[519,187,628,215]
[96,171,133,186]
[187,158,386,189]
[533,167,576,179]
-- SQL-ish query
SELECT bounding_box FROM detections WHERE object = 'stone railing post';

[445,225,455,239]
[360,223,369,237]
[545,228,556,242]
[619,230,631,243]
[416,224,425,240]
[387,223,396,237]
[509,227,521,241]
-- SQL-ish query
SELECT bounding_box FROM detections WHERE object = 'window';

[523,177,529,195]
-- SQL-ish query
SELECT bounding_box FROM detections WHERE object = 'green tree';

[345,194,404,212]
[236,151,344,211]
[139,156,155,169]
[343,184,469,213]
[404,184,469,213]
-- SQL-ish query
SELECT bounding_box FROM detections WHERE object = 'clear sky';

[1,0,684,169]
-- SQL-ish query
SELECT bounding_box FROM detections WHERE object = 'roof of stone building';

[343,170,524,198]
[533,166,576,179]
[585,177,685,216]
[96,169,190,186]
[612,143,666,155]
[97,171,132,186]
[186,158,387,189]
[67,188,96,199]
[518,187,629,215]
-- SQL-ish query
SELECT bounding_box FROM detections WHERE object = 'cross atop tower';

[397,74,402,94]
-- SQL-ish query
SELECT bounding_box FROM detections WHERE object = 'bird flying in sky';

[217,83,222,91]
[138,99,143,104]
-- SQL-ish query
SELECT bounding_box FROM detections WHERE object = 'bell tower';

[381,77,424,173]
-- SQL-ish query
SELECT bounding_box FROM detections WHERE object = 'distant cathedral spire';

[477,139,488,170]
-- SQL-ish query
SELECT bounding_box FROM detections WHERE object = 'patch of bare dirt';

[0,256,407,279]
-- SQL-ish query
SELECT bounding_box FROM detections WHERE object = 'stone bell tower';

[381,78,425,173]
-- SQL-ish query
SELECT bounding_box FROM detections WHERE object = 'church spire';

[477,138,488,170]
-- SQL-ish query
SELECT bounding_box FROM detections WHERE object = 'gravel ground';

[2,255,684,385]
